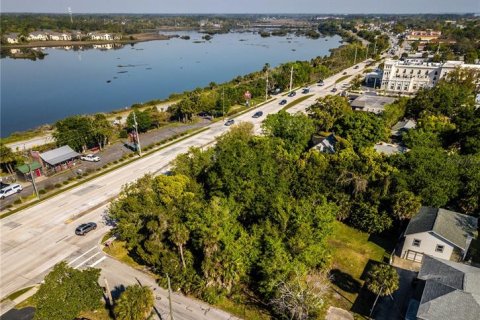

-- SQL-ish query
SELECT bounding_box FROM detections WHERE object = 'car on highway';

[317,80,324,86]
[331,88,338,92]
[81,154,100,162]
[224,119,235,126]
[342,71,348,75]
[354,65,359,69]
[252,111,263,118]
[279,99,288,105]
[75,222,97,236]
[302,88,310,94]
[0,184,22,199]
[287,91,296,97]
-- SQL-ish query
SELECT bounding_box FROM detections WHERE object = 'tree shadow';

[111,284,126,300]
[329,269,362,294]
[368,233,398,263]
[351,259,382,318]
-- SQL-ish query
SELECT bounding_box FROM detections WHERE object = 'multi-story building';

[380,59,480,94]
[405,30,441,42]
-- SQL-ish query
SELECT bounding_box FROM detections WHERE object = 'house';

[405,30,442,42]
[88,32,114,41]
[16,161,43,181]
[406,255,480,320]
[374,142,408,155]
[27,31,49,41]
[47,31,72,41]
[350,94,396,114]
[401,207,478,262]
[39,145,80,173]
[312,133,337,154]
[4,33,19,44]
[391,119,416,138]
[71,30,84,40]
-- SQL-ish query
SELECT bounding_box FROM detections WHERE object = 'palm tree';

[114,284,154,320]
[367,264,399,317]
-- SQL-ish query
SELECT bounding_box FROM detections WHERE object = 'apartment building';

[380,59,480,94]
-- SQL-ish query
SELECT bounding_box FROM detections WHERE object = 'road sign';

[244,91,252,100]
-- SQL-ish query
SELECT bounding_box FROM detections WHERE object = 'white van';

[0,184,23,199]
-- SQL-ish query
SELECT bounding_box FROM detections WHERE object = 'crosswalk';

[68,245,107,270]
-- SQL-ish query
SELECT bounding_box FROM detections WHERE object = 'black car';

[224,119,235,126]
[302,88,310,94]
[354,65,359,69]
[287,91,296,97]
[252,111,263,118]
[279,99,288,105]
[75,222,97,236]
[331,88,338,92]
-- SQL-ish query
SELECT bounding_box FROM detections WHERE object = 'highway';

[0,60,371,318]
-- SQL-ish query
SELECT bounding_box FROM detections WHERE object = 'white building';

[381,59,480,94]
[401,207,477,262]
[47,32,72,41]
[88,32,115,41]
[27,31,49,41]
[4,33,19,44]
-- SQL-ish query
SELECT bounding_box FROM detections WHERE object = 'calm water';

[0,31,341,137]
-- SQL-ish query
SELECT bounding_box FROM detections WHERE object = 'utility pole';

[353,45,358,65]
[23,153,39,200]
[222,88,225,120]
[265,69,269,101]
[104,278,114,308]
[132,111,142,156]
[365,45,369,60]
[373,38,377,57]
[289,65,294,92]
[166,274,174,320]
[370,285,384,318]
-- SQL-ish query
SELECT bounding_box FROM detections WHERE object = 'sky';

[1,0,479,14]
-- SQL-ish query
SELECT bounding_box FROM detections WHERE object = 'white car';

[0,184,23,199]
[81,154,100,162]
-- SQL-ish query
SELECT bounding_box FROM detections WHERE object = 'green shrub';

[119,130,128,139]
[63,181,69,185]
[13,199,22,205]
[54,183,62,188]
[113,160,119,164]
[39,189,47,195]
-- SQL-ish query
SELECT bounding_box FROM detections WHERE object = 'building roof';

[405,207,478,251]
[16,161,42,174]
[374,142,408,155]
[391,119,416,136]
[313,133,337,153]
[350,94,395,111]
[5,33,19,38]
[414,256,480,320]
[39,145,80,166]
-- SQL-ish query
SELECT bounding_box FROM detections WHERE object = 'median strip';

[282,94,314,111]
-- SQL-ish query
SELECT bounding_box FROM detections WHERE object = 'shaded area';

[0,307,35,320]
[330,269,362,294]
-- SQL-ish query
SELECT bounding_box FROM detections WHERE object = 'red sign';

[244,91,252,100]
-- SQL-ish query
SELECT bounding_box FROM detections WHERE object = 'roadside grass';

[282,94,314,111]
[215,296,270,320]
[0,127,209,220]
[1,286,34,302]
[78,306,112,320]
[15,296,36,309]
[335,75,351,84]
[324,221,385,313]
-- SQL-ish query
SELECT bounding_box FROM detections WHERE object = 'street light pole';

[132,111,142,156]
[265,69,269,101]
[354,45,358,65]
[222,88,225,120]
[289,65,294,92]
[27,162,40,200]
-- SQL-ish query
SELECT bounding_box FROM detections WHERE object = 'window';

[435,245,445,253]
[412,239,421,247]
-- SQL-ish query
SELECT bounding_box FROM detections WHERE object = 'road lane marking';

[74,252,101,269]
[68,246,97,265]
[89,256,106,267]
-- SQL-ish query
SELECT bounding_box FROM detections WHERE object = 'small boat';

[106,80,111,83]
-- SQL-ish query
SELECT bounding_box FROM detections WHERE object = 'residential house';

[71,30,84,40]
[374,142,408,155]
[27,31,49,41]
[47,31,72,41]
[391,119,416,139]
[39,145,80,174]
[401,207,478,262]
[350,94,396,114]
[405,30,442,42]
[4,33,19,44]
[406,255,480,320]
[312,133,337,154]
[88,32,120,41]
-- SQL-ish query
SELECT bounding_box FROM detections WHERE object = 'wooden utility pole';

[289,66,294,92]
[265,69,269,101]
[104,278,114,307]
[133,111,142,156]
[166,274,174,320]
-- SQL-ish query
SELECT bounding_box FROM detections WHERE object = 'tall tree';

[33,262,103,320]
[114,285,154,320]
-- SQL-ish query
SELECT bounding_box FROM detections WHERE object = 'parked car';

[252,111,263,118]
[317,80,324,86]
[288,91,296,97]
[279,99,288,105]
[0,184,22,199]
[75,222,97,236]
[81,154,100,162]
[224,119,235,126]
[302,88,310,94]
[331,88,338,92]
[354,65,359,69]
[342,71,348,75]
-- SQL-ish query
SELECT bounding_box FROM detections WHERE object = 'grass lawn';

[215,296,271,320]
[103,240,153,276]
[325,221,386,314]
[282,94,314,111]
[335,75,351,84]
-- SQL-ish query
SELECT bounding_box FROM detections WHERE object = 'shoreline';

[1,32,172,49]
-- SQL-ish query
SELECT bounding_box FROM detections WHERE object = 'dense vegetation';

[108,66,479,318]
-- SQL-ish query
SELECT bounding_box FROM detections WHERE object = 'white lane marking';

[90,256,106,267]
[68,246,97,265]
[74,252,101,269]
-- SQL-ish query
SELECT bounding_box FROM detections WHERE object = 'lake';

[0,31,341,137]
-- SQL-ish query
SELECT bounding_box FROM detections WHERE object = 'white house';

[88,32,113,41]
[27,31,49,41]
[401,207,477,262]
[4,33,19,44]
[47,31,72,41]
[312,134,337,154]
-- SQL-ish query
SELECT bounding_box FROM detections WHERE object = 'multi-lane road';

[0,60,371,318]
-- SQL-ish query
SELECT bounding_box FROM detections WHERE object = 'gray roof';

[405,207,478,250]
[391,119,416,136]
[350,94,396,111]
[416,255,480,320]
[40,145,80,166]
[374,142,408,155]
[313,133,337,153]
